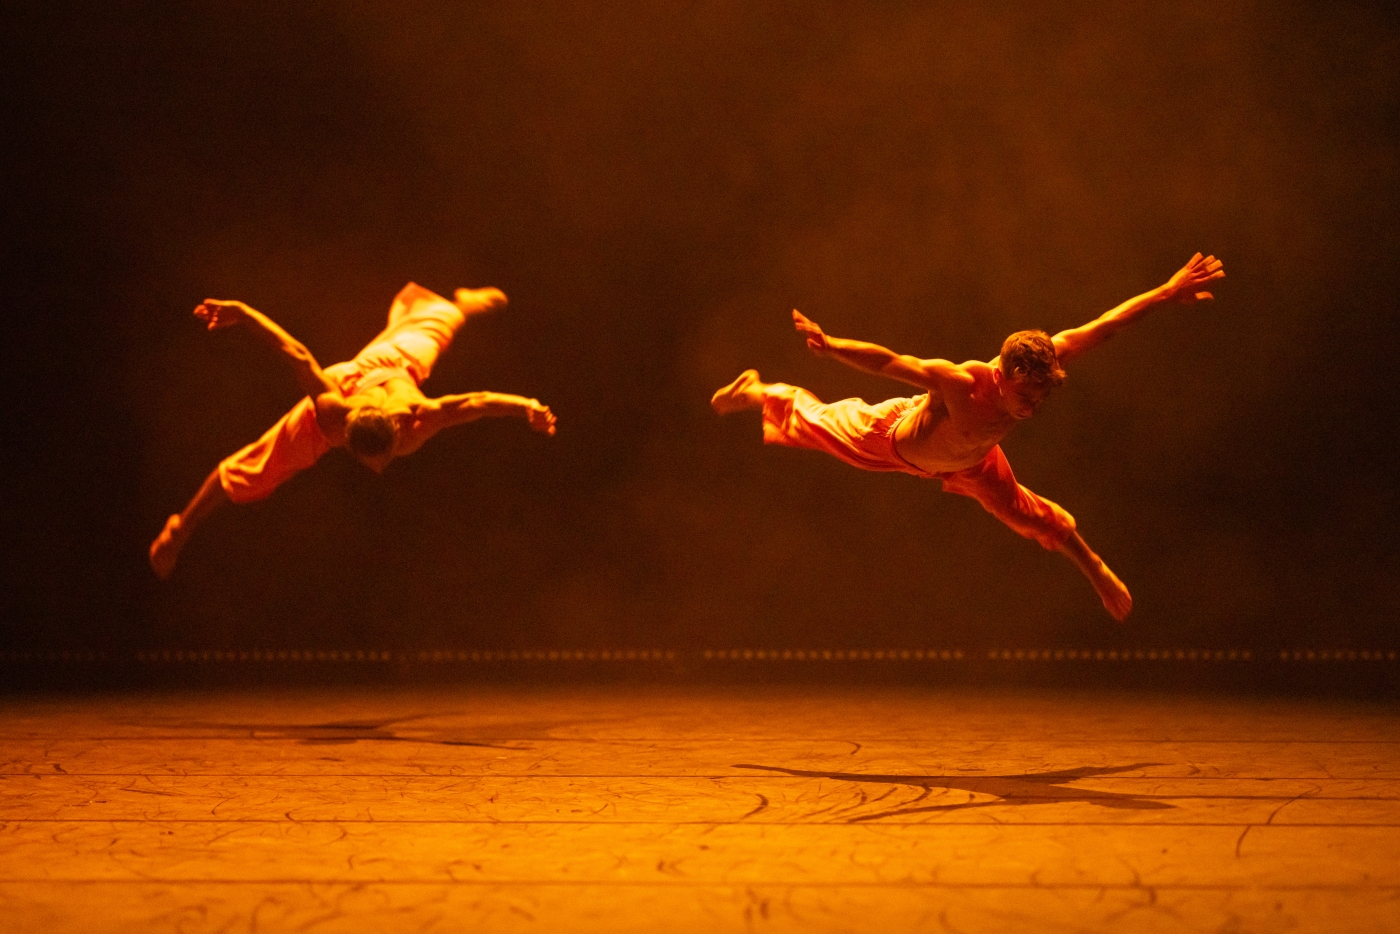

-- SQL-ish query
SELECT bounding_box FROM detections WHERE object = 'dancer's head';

[346,406,396,460]
[994,330,1064,419]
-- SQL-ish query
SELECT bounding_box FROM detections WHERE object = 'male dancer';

[711,253,1225,620]
[150,282,556,579]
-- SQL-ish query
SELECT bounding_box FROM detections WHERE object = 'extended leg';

[151,396,330,578]
[149,468,229,580]
[1058,530,1132,622]
[710,369,770,414]
[356,283,498,384]
[453,287,507,316]
[939,447,1131,621]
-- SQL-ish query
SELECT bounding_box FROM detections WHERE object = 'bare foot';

[149,514,187,580]
[1088,559,1133,622]
[1058,531,1132,621]
[453,287,507,315]
[711,369,766,414]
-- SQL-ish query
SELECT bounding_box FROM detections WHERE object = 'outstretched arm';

[1052,253,1224,365]
[792,309,960,392]
[395,392,557,456]
[194,299,339,398]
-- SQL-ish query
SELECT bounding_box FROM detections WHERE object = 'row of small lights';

[0,648,1395,664]
[987,648,1251,662]
[129,649,678,663]
[704,649,962,661]
[1279,649,1398,662]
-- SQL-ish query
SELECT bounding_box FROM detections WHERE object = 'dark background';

[5,0,1398,662]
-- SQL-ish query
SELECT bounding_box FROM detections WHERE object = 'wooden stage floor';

[2,684,1397,932]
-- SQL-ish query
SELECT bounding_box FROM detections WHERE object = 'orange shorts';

[761,384,1076,550]
[217,283,465,504]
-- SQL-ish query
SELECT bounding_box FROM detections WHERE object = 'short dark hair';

[345,407,395,458]
[999,330,1066,390]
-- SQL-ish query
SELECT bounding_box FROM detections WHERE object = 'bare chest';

[893,396,1014,473]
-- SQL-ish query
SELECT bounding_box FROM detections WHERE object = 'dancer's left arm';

[792,309,956,391]
[1053,253,1224,365]
[194,299,340,398]
[395,392,556,455]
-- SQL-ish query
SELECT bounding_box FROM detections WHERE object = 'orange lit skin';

[713,253,1225,621]
[190,292,557,470]
[149,289,556,580]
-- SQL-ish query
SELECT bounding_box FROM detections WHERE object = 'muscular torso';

[891,361,1017,474]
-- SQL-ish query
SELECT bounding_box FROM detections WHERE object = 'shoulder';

[926,359,980,387]
[965,359,997,378]
[914,357,969,377]
[393,402,443,457]
[954,360,999,392]
[313,392,350,445]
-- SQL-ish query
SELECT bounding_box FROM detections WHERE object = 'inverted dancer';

[150,282,556,579]
[712,253,1225,620]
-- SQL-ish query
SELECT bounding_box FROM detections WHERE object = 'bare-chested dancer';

[150,282,557,579]
[712,253,1225,620]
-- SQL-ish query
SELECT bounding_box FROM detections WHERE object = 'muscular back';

[314,375,437,466]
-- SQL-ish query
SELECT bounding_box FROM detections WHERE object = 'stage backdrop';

[6,0,1399,660]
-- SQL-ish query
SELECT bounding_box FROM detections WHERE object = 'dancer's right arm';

[792,309,961,395]
[390,392,556,456]
[194,299,339,398]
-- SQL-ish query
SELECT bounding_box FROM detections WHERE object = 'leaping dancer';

[711,253,1225,620]
[150,283,556,579]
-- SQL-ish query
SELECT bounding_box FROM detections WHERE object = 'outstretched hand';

[525,400,557,436]
[1163,253,1225,304]
[194,299,251,330]
[792,309,830,355]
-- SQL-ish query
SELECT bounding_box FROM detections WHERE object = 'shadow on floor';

[123,714,609,749]
[733,762,1173,820]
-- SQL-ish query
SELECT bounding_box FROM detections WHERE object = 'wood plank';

[5,881,1399,934]
[1,821,1398,886]
[1,774,1397,825]
[3,739,1397,779]
[1,687,1393,742]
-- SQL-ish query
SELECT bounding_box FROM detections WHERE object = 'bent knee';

[979,494,1076,550]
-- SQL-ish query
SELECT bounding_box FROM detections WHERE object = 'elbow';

[459,392,490,409]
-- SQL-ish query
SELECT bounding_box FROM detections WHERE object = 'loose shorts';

[761,384,1076,550]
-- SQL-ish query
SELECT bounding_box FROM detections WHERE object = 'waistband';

[886,395,941,479]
